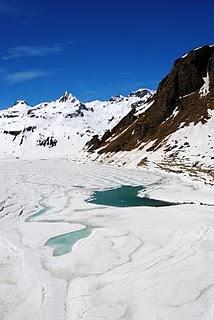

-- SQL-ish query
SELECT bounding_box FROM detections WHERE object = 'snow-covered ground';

[86,108,214,184]
[0,158,214,320]
[0,90,153,160]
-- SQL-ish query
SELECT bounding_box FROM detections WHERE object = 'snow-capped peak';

[130,88,154,96]
[109,94,125,103]
[8,100,30,113]
[0,88,154,159]
[12,100,29,107]
[58,91,77,103]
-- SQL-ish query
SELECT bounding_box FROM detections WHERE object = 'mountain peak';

[8,100,30,112]
[58,91,77,103]
[13,100,28,106]
[129,88,155,99]
[109,94,125,102]
[86,45,214,180]
[181,44,214,59]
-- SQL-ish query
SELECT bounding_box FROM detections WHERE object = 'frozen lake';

[0,159,213,320]
[45,227,92,256]
[87,185,176,207]
[42,185,175,257]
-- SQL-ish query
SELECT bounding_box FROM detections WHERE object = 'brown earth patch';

[87,46,214,156]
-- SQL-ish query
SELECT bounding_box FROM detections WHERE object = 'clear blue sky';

[0,0,213,107]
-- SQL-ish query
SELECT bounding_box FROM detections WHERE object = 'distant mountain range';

[0,45,213,183]
[0,88,153,159]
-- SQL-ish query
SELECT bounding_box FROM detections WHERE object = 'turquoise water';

[87,185,175,207]
[29,185,175,258]
[25,203,51,222]
[26,190,92,257]
[45,227,92,256]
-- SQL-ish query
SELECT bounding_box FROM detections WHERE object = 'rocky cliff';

[87,45,214,182]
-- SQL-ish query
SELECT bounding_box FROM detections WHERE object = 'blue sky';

[0,0,213,107]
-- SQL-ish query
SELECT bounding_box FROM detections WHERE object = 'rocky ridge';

[86,45,214,183]
[0,89,153,159]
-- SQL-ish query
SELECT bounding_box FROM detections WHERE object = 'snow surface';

[0,90,153,160]
[87,108,214,182]
[199,72,210,97]
[181,44,214,59]
[0,159,214,320]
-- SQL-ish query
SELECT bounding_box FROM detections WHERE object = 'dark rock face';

[139,45,213,135]
[109,95,124,103]
[85,135,100,151]
[65,110,84,118]
[37,135,58,148]
[129,89,152,99]
[3,114,18,118]
[25,126,36,132]
[88,45,214,155]
[59,92,76,103]
[174,46,213,95]
[4,130,22,136]
[87,107,139,152]
[65,103,89,119]
[209,49,214,89]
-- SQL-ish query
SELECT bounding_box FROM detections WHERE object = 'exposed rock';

[3,130,22,136]
[129,89,154,99]
[58,91,76,103]
[37,135,58,148]
[90,45,214,155]
[85,135,100,152]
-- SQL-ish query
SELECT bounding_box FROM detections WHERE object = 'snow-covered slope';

[0,89,153,159]
[86,45,214,183]
[0,159,213,320]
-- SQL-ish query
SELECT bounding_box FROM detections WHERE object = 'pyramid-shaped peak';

[14,100,28,106]
[8,100,30,112]
[58,91,77,103]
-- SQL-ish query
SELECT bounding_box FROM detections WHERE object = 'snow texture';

[0,90,153,160]
[0,159,213,320]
